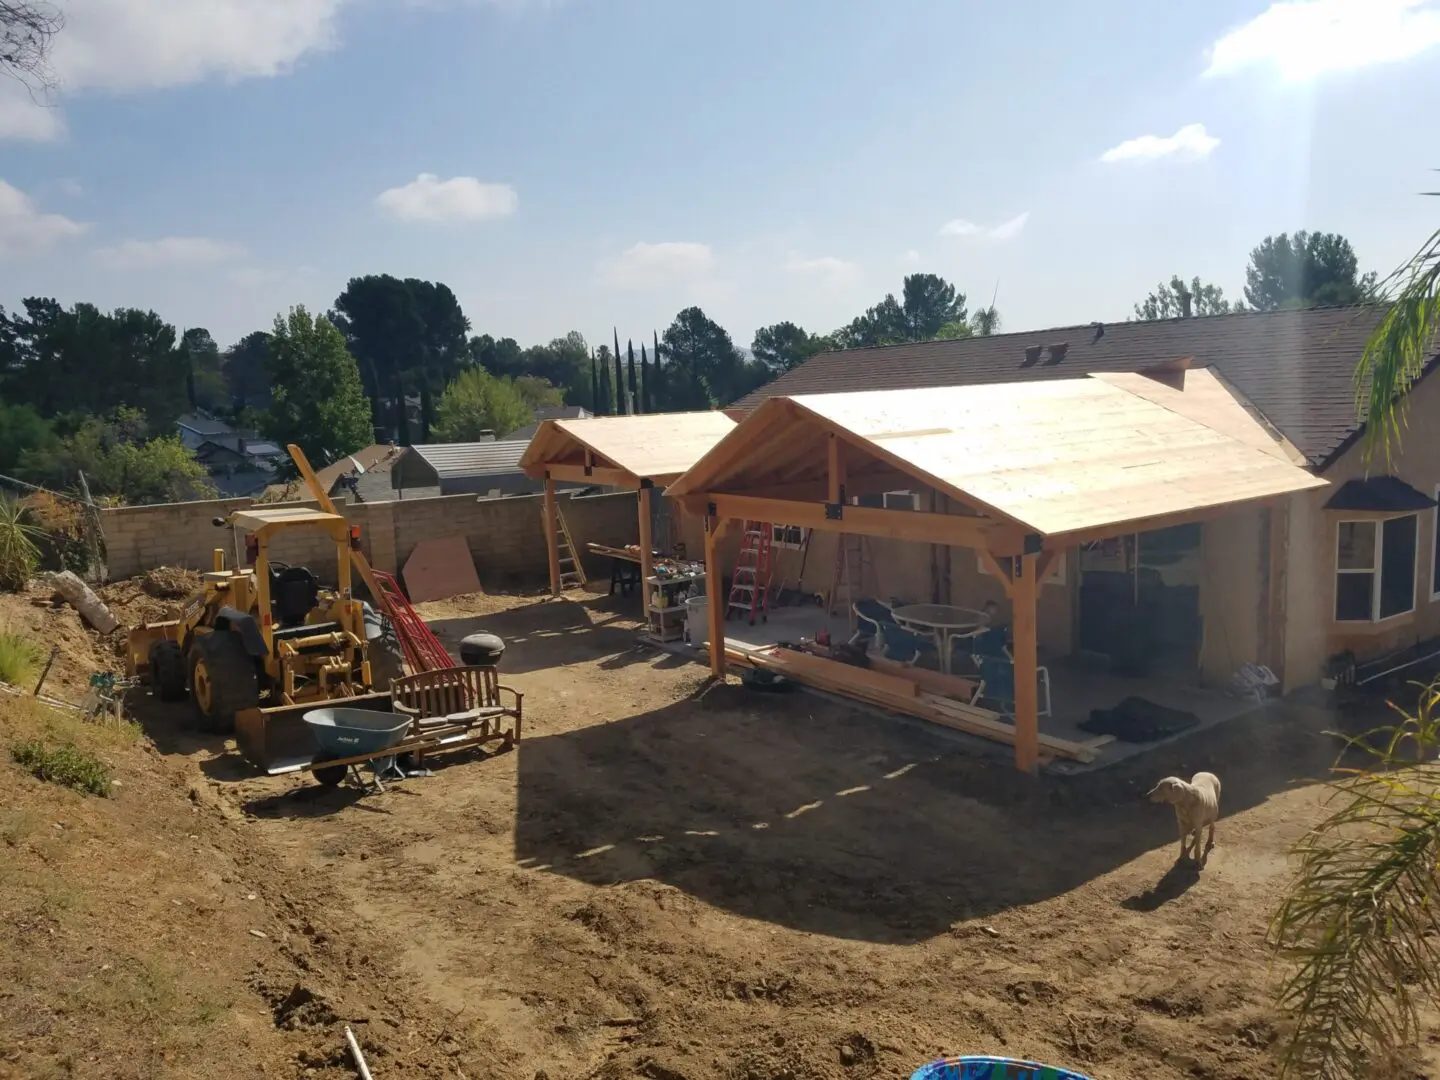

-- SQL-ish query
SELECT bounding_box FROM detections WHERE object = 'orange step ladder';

[726,521,773,625]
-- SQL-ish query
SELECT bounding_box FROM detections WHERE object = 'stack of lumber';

[722,643,1100,763]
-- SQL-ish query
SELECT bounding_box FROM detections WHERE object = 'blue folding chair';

[911,1056,1093,1080]
[975,653,1052,717]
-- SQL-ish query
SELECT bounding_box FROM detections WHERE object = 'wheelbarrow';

[911,1057,1093,1080]
[303,707,415,790]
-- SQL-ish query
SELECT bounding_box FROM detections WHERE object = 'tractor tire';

[187,632,259,735]
[149,640,188,702]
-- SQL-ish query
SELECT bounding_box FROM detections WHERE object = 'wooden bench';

[390,665,522,766]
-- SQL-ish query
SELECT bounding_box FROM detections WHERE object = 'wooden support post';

[544,474,561,598]
[638,484,654,607]
[1012,550,1040,774]
[705,516,728,679]
[827,434,845,504]
[1264,503,1287,685]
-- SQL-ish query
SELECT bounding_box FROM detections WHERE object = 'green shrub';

[11,741,112,797]
[0,628,43,687]
[0,496,42,591]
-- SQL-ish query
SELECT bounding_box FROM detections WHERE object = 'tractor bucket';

[125,621,181,678]
[235,692,394,772]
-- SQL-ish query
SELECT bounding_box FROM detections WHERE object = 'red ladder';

[370,568,454,673]
[726,521,773,625]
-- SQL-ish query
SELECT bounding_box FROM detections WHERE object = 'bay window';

[1335,515,1418,623]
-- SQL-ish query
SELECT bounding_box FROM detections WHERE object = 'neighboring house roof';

[732,305,1415,470]
[399,441,528,482]
[503,406,593,442]
[314,444,404,493]
[176,413,235,437]
[671,370,1328,541]
[244,441,284,458]
[1324,476,1439,513]
[193,441,249,466]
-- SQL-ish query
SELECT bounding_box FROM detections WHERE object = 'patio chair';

[850,597,897,645]
[877,623,939,666]
[974,653,1052,718]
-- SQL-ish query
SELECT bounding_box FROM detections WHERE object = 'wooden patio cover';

[519,411,737,595]
[665,366,1329,773]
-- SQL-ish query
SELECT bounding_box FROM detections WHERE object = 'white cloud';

[0,179,88,254]
[937,211,1030,240]
[900,249,922,266]
[55,178,84,198]
[375,173,519,223]
[52,0,348,93]
[90,236,246,270]
[785,253,860,286]
[1099,123,1220,164]
[0,83,65,141]
[601,241,715,289]
[1206,0,1440,82]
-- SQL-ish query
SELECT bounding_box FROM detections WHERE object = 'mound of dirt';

[139,566,201,601]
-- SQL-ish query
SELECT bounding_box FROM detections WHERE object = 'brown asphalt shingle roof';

[734,305,1411,470]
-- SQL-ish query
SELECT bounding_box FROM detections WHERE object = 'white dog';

[1147,772,1222,863]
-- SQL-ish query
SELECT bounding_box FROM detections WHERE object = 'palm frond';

[1357,225,1440,466]
[1271,689,1440,1078]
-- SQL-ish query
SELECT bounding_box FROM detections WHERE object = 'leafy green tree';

[432,369,533,441]
[16,408,215,505]
[835,274,968,348]
[181,327,228,412]
[222,330,273,411]
[656,307,765,409]
[1244,232,1378,311]
[1133,276,1237,321]
[935,320,972,341]
[331,274,470,443]
[751,321,832,371]
[595,345,616,414]
[1,299,190,430]
[470,333,525,376]
[517,332,590,404]
[970,306,1002,336]
[262,306,372,471]
[0,403,54,474]
[512,375,564,411]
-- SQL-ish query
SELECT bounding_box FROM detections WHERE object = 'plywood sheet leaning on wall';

[402,537,482,604]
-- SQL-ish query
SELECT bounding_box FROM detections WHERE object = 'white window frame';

[1432,486,1440,602]
[770,524,805,550]
[1334,515,1419,624]
[847,490,921,511]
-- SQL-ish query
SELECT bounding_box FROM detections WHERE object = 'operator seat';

[270,564,321,628]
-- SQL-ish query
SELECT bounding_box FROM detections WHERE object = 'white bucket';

[685,595,709,648]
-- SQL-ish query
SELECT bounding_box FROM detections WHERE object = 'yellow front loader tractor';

[126,506,404,734]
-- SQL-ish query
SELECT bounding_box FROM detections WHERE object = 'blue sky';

[1,0,1438,352]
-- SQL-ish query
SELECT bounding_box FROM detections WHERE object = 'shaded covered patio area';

[665,363,1329,772]
[519,410,736,609]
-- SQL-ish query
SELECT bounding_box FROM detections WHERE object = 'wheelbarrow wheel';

[311,756,348,787]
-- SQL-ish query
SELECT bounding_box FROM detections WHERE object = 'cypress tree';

[639,343,649,413]
[626,339,638,416]
[613,328,625,414]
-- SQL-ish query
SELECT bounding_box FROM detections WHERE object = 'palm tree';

[1272,199,1440,1078]
[971,306,1001,337]
[1354,209,1440,463]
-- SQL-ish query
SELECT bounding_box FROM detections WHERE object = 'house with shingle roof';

[729,304,1440,690]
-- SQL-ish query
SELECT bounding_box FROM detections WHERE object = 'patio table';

[890,604,989,674]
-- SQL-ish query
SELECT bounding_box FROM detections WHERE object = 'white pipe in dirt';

[345,1026,374,1080]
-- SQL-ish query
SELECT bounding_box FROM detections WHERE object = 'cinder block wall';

[100,490,641,589]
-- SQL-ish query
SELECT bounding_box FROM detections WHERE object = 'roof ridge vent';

[1022,345,1043,366]
[1043,342,1069,364]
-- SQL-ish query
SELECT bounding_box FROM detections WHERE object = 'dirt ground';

[1,579,1430,1078]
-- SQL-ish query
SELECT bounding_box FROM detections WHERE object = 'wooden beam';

[1265,503,1288,685]
[1044,494,1288,551]
[544,462,635,487]
[977,548,1014,598]
[1012,550,1040,774]
[638,485,654,611]
[543,474,561,597]
[684,493,1004,550]
[827,434,845,504]
[705,517,728,679]
[733,471,916,505]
